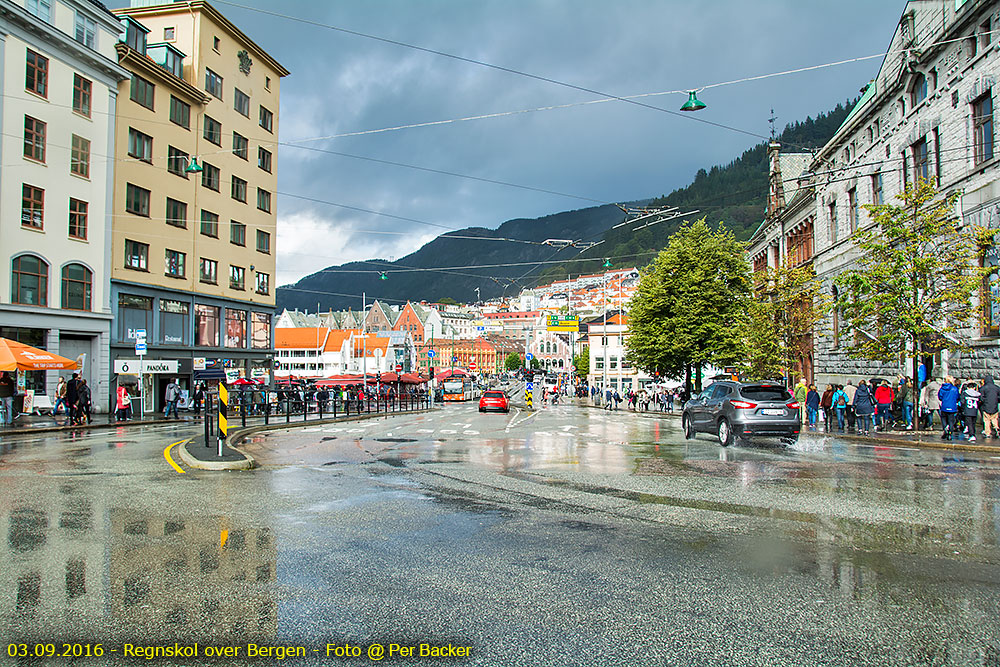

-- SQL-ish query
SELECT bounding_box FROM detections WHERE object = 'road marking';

[221,529,229,548]
[417,428,435,433]
[440,429,457,434]
[163,439,190,474]
[463,430,480,435]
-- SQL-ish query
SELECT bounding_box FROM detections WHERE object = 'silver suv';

[682,381,800,446]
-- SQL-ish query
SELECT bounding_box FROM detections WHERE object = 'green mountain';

[276,99,857,311]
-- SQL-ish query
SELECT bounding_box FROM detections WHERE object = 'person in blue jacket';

[937,376,960,440]
[805,384,820,429]
[852,380,876,435]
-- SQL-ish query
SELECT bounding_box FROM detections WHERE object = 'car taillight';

[786,401,799,409]
[730,400,757,409]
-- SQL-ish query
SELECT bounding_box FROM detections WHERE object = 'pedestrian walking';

[980,376,1000,439]
[164,378,181,419]
[64,373,80,426]
[821,384,834,432]
[116,385,131,422]
[613,390,621,411]
[938,376,960,440]
[832,384,848,432]
[853,380,875,435]
[794,379,808,425]
[843,381,857,431]
[193,383,205,415]
[53,376,68,416]
[0,372,15,426]
[923,377,942,430]
[874,381,894,431]
[77,379,92,425]
[899,377,914,429]
[806,385,820,429]
[961,381,981,442]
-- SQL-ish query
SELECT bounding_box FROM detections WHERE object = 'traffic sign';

[395,364,402,372]
[526,382,534,391]
[135,342,147,354]
[476,325,485,331]
[571,365,576,371]
[452,356,458,363]
[526,353,534,361]
[427,350,436,358]
[469,361,477,371]
[134,329,147,339]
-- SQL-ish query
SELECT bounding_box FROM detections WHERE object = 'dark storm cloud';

[109,0,907,284]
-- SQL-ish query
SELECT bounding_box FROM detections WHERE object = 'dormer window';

[122,17,149,55]
[909,72,927,108]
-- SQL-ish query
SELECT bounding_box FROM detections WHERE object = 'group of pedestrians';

[794,375,1000,441]
[53,373,91,425]
[589,385,684,413]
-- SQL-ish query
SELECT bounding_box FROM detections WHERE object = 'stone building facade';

[749,0,1000,385]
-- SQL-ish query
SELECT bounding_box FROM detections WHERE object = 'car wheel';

[717,419,734,447]
[682,415,695,440]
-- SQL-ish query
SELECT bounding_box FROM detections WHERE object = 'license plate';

[761,409,784,416]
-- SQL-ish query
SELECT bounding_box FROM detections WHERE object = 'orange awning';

[0,337,79,371]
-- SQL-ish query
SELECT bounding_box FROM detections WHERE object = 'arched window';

[559,359,564,368]
[61,263,92,310]
[910,72,927,107]
[12,255,48,306]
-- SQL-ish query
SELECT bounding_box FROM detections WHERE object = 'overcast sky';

[112,0,907,285]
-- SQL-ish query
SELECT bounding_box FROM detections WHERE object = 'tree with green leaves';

[504,352,522,371]
[740,264,829,384]
[529,358,541,370]
[626,218,751,394]
[834,181,989,430]
[572,346,590,378]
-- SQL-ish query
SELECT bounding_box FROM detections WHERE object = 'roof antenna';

[768,108,778,140]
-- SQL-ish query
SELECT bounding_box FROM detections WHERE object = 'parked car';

[682,381,800,446]
[478,390,510,413]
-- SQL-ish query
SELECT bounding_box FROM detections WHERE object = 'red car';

[479,390,510,413]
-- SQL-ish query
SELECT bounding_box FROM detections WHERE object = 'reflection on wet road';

[1,405,999,665]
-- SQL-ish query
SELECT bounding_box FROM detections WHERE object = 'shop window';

[225,308,247,348]
[195,304,219,347]
[251,312,271,349]
[160,300,189,345]
[118,294,152,342]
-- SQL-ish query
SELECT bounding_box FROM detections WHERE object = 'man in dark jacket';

[981,376,1000,439]
[64,373,80,426]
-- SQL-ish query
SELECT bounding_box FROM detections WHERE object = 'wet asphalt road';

[1,403,999,666]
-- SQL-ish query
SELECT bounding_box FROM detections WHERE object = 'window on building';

[230,220,246,246]
[199,258,218,284]
[25,50,48,97]
[159,46,183,79]
[165,249,186,278]
[167,146,189,177]
[160,300,188,345]
[201,162,220,191]
[169,96,190,129]
[259,105,273,132]
[129,74,154,110]
[251,312,271,349]
[983,245,1000,337]
[195,304,220,346]
[61,263,91,310]
[23,116,46,162]
[909,72,927,108]
[26,0,51,21]
[254,272,271,296]
[204,68,223,98]
[258,146,272,172]
[234,88,250,117]
[213,36,220,51]
[609,356,618,370]
[229,265,245,291]
[256,188,271,213]
[265,76,271,90]
[21,184,43,229]
[225,309,247,348]
[974,91,994,165]
[232,132,248,159]
[123,17,147,53]
[69,198,88,240]
[200,210,219,237]
[125,183,150,217]
[828,200,838,244]
[73,74,91,116]
[256,230,271,254]
[74,12,95,48]
[981,17,993,50]
[231,176,247,203]
[128,128,153,162]
[595,358,604,371]
[70,135,90,177]
[203,116,221,145]
[115,294,152,342]
[871,171,883,206]
[165,198,187,228]
[912,138,929,184]
[934,127,942,185]
[12,255,48,306]
[163,26,175,41]
[124,239,148,271]
[848,187,859,234]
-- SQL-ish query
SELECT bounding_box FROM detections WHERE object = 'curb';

[0,417,198,438]
[178,407,435,471]
[179,439,255,471]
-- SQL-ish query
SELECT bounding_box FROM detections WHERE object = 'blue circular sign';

[427,350,436,358]
[452,356,458,363]
[526,353,534,360]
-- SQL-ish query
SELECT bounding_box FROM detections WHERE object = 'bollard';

[218,383,228,457]
[264,399,270,425]
[241,391,247,428]
[204,393,212,448]
[285,393,290,424]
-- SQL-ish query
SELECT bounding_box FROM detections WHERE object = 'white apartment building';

[749,0,1000,385]
[586,314,652,393]
[0,0,129,409]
